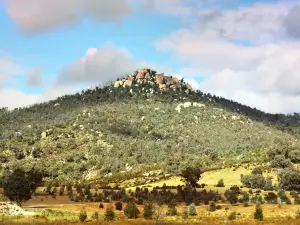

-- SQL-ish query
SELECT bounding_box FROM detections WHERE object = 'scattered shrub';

[228,212,236,220]
[188,203,197,216]
[105,204,115,221]
[79,210,87,222]
[115,201,123,211]
[254,203,263,221]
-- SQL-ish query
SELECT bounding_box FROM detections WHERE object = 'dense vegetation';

[0,69,299,186]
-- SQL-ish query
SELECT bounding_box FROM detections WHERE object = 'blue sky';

[1,0,300,113]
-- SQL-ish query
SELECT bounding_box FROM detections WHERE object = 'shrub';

[289,150,300,163]
[188,203,197,216]
[264,192,278,204]
[278,169,300,191]
[271,155,291,168]
[79,210,87,222]
[182,210,188,219]
[143,201,154,220]
[242,192,249,203]
[136,198,143,205]
[294,197,300,205]
[208,202,216,212]
[124,201,140,219]
[252,167,263,175]
[216,179,225,187]
[296,209,300,219]
[105,204,115,221]
[166,201,178,216]
[115,201,123,211]
[91,212,99,220]
[254,203,263,221]
[228,212,236,220]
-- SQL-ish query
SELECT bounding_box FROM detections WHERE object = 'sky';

[1,0,300,114]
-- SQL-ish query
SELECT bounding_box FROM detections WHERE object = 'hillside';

[0,68,299,185]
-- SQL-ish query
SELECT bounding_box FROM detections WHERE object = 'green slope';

[0,69,297,184]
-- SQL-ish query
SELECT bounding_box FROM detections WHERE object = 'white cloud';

[58,45,142,85]
[154,1,300,113]
[0,88,39,109]
[4,0,132,34]
[27,68,42,87]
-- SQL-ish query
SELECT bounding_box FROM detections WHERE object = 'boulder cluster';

[0,202,28,216]
[114,68,194,94]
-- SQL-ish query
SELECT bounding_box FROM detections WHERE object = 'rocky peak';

[114,68,194,94]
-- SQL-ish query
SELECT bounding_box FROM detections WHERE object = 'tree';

[216,179,225,187]
[254,203,263,221]
[181,166,202,188]
[27,168,44,194]
[124,200,140,219]
[188,203,197,216]
[105,204,115,221]
[3,168,35,206]
[143,201,154,220]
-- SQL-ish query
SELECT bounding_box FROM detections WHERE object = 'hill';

[0,68,299,186]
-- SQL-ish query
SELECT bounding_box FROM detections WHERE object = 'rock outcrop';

[114,68,194,92]
[0,202,34,216]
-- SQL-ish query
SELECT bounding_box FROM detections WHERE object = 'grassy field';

[2,168,300,224]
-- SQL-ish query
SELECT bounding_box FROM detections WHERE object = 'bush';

[296,209,300,219]
[216,179,225,187]
[208,202,216,212]
[228,212,236,220]
[136,198,143,205]
[294,197,300,205]
[288,150,300,163]
[278,169,300,191]
[167,201,177,216]
[124,201,140,219]
[79,210,87,222]
[271,155,291,168]
[252,167,263,175]
[115,201,123,211]
[105,204,115,221]
[254,203,263,221]
[91,212,99,220]
[182,210,188,219]
[143,201,154,220]
[188,203,197,216]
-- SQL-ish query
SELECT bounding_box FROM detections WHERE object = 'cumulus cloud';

[283,5,300,39]
[154,2,300,113]
[0,88,40,109]
[4,0,132,34]
[141,0,197,16]
[0,55,23,78]
[26,68,42,87]
[58,45,141,85]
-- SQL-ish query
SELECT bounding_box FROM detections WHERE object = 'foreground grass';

[1,217,300,225]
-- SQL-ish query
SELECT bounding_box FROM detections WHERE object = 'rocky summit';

[114,68,193,93]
